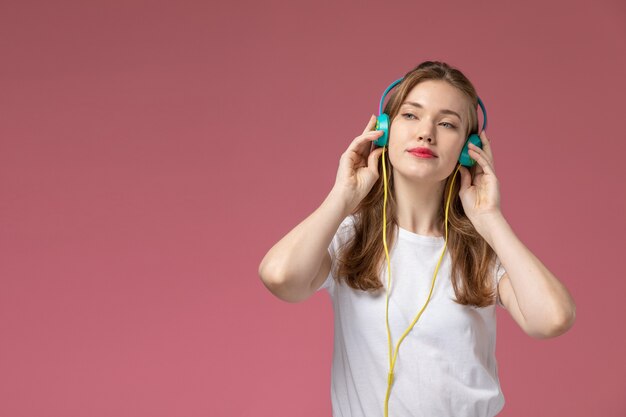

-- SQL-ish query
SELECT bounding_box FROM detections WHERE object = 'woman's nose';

[419,135,433,143]
[416,123,435,143]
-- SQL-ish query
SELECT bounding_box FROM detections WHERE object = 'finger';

[362,114,378,135]
[348,130,384,155]
[367,147,384,176]
[469,147,496,176]
[469,142,495,171]
[359,130,385,160]
[479,131,492,152]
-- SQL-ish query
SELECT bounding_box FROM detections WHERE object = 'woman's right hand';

[332,115,387,213]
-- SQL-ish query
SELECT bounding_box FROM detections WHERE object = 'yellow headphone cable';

[380,145,463,417]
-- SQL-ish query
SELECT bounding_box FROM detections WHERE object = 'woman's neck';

[392,174,445,237]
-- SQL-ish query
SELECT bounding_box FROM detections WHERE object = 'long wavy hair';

[333,61,499,308]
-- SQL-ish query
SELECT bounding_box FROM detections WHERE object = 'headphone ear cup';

[373,114,390,147]
[458,133,483,167]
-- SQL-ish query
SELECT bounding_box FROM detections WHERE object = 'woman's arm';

[458,131,575,338]
[259,116,387,303]
[258,188,349,303]
[484,212,576,338]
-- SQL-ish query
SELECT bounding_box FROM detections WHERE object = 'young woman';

[258,61,576,417]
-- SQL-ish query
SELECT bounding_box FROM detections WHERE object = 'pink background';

[1,0,624,415]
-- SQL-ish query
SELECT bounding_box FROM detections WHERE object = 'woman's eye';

[402,113,456,129]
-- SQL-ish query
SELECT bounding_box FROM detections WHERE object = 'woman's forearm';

[258,188,349,297]
[484,213,576,335]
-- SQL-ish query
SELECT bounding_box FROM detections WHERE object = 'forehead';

[403,80,466,114]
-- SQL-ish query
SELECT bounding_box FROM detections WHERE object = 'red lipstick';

[408,147,437,158]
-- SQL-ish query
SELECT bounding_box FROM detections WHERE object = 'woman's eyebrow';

[401,101,462,121]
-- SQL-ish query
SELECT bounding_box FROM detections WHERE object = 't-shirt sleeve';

[494,256,507,308]
[316,215,356,294]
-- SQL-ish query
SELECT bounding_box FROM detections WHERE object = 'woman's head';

[338,61,499,307]
[383,61,480,184]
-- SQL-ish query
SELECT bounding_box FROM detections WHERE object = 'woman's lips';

[408,151,436,159]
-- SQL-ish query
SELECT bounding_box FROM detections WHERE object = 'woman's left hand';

[458,130,503,238]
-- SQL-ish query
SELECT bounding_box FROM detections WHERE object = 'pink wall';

[1,0,624,415]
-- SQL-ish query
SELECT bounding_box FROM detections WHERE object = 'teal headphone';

[373,77,488,167]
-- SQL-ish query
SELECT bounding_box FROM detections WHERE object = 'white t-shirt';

[317,214,507,417]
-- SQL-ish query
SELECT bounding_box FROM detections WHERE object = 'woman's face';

[388,79,470,183]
